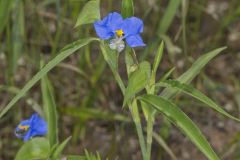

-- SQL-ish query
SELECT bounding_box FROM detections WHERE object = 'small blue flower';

[94,12,145,51]
[15,113,47,141]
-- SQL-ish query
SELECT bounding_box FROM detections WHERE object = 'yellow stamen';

[116,29,124,37]
[18,125,30,130]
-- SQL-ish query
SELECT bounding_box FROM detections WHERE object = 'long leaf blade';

[152,41,164,75]
[0,0,13,33]
[0,37,98,118]
[52,136,72,160]
[156,80,240,122]
[41,75,58,147]
[160,47,226,99]
[157,0,181,34]
[139,94,220,160]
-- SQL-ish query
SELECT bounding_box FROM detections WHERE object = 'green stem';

[100,44,146,159]
[146,114,154,160]
[130,99,147,160]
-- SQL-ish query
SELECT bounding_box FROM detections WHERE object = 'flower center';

[18,125,30,131]
[115,29,124,37]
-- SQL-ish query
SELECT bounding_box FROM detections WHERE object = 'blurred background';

[0,0,240,159]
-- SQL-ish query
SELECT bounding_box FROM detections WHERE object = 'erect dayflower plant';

[94,12,145,52]
[15,113,47,141]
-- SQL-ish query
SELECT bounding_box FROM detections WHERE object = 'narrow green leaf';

[123,61,151,106]
[15,138,50,160]
[156,80,240,122]
[160,47,227,99]
[152,41,164,75]
[152,132,177,160]
[121,0,134,18]
[157,0,181,34]
[52,136,72,160]
[41,75,58,147]
[158,67,175,82]
[139,95,220,160]
[0,37,98,119]
[75,0,100,27]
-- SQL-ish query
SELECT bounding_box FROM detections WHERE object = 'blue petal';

[94,12,123,39]
[23,114,47,141]
[126,34,146,47]
[30,114,48,136]
[105,12,123,31]
[94,21,113,39]
[121,17,144,36]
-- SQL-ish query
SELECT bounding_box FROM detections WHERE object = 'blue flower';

[15,113,47,141]
[94,12,145,51]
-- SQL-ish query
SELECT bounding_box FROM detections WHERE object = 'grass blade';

[152,41,164,75]
[152,132,177,160]
[0,37,98,119]
[51,136,72,160]
[158,67,175,82]
[139,94,220,160]
[157,0,181,34]
[0,0,13,33]
[10,0,25,76]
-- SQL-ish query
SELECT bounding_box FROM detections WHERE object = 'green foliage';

[152,41,164,76]
[121,0,134,18]
[0,37,98,119]
[15,138,50,160]
[51,136,72,160]
[99,41,125,93]
[157,0,181,34]
[156,80,240,122]
[41,74,58,147]
[62,107,129,122]
[75,0,100,27]
[0,0,13,33]
[123,61,151,106]
[1,1,239,160]
[67,150,103,160]
[138,95,220,160]
[10,0,25,77]
[160,47,227,99]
